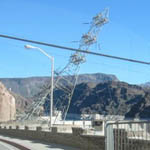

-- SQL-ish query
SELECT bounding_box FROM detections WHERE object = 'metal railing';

[105,120,150,150]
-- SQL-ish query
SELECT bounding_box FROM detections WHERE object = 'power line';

[0,34,150,65]
[87,60,150,75]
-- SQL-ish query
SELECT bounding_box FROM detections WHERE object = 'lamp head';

[24,45,36,49]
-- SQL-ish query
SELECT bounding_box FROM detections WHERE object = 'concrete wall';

[0,125,105,150]
[1,125,150,150]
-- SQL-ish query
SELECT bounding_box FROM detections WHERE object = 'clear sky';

[0,0,150,84]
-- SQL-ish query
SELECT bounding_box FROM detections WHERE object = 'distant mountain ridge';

[0,73,118,98]
[140,82,150,88]
[1,73,150,119]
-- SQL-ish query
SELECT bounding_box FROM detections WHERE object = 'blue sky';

[0,0,150,84]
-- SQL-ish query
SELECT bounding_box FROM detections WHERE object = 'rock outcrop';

[43,81,150,119]
[0,82,16,122]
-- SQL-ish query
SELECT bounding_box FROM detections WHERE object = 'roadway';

[0,135,79,150]
[0,141,19,150]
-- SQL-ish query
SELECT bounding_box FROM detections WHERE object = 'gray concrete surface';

[0,141,19,150]
[0,135,79,150]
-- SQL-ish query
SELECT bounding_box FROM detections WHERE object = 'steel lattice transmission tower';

[20,8,109,122]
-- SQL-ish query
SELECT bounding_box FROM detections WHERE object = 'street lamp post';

[24,45,54,128]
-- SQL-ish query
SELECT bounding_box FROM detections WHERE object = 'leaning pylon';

[20,8,109,122]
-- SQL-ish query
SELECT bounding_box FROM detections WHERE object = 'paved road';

[0,135,79,150]
[0,141,19,150]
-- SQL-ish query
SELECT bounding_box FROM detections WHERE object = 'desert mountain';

[0,73,118,98]
[1,73,150,119]
[69,81,150,119]
[11,92,32,115]
[50,81,150,119]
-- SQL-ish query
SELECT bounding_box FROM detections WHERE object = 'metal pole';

[32,47,54,128]
[50,57,54,128]
[24,45,54,128]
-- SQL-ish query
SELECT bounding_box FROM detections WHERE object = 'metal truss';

[19,8,109,122]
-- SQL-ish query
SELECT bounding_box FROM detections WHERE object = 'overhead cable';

[0,34,150,65]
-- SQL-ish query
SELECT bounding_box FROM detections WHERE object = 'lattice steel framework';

[19,8,109,122]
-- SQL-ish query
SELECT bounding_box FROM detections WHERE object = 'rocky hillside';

[0,82,16,122]
[0,73,118,98]
[11,92,32,114]
[53,81,150,119]
[2,72,150,119]
[0,77,49,98]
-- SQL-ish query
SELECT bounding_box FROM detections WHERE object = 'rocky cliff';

[0,73,118,98]
[1,73,150,119]
[0,82,16,122]
[67,81,150,119]
[49,81,150,119]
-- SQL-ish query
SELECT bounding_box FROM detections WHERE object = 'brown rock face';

[0,82,16,122]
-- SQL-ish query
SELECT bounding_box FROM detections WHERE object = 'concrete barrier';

[0,125,105,150]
